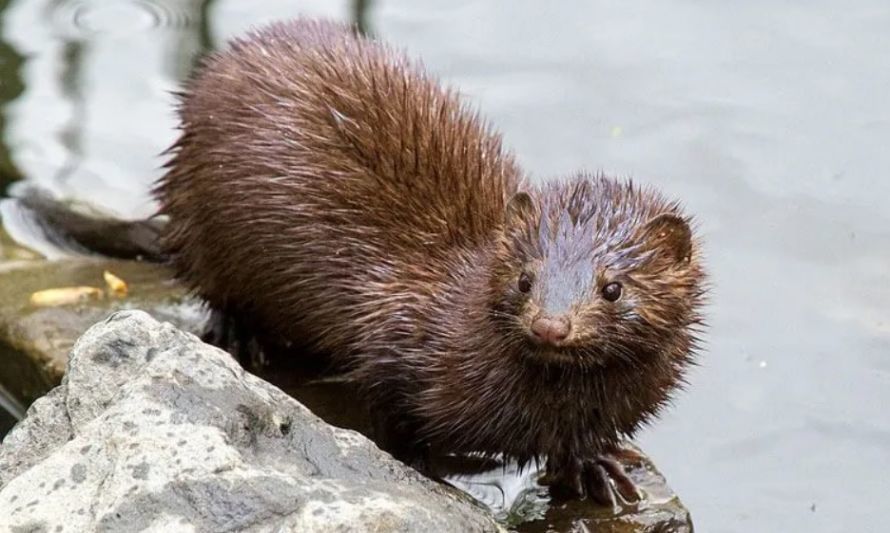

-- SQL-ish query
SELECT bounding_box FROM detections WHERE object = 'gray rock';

[0,311,503,532]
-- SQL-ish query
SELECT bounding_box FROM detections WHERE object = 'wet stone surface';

[444,449,692,533]
[0,243,206,405]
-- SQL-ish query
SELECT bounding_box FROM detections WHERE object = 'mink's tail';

[0,188,166,262]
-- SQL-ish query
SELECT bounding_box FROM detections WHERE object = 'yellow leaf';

[30,287,104,307]
[103,270,128,297]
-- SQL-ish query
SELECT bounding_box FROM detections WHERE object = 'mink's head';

[489,174,705,367]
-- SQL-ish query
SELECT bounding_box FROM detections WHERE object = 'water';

[0,381,23,436]
[0,1,887,532]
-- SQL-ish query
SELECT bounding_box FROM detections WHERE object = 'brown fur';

[155,19,706,495]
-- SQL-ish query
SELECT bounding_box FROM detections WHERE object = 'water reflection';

[352,0,371,36]
[0,0,23,191]
[0,379,23,437]
[1,0,213,218]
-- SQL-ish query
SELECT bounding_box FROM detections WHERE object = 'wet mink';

[154,19,706,503]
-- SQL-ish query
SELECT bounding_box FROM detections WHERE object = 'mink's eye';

[518,272,533,293]
[602,281,623,302]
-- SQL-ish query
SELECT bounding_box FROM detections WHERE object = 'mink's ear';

[504,192,535,228]
[641,214,692,263]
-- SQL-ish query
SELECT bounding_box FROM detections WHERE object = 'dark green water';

[0,2,888,532]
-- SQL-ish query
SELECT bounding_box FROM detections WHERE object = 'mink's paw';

[542,453,642,506]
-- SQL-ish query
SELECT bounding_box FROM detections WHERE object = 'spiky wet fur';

[155,19,706,474]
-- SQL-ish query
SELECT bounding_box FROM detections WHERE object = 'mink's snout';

[530,314,572,345]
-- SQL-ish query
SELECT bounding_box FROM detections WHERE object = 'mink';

[149,19,707,503]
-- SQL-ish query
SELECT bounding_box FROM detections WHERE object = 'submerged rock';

[0,257,206,405]
[0,311,502,532]
[444,446,692,533]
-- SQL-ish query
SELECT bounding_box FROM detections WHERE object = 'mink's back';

[155,19,522,349]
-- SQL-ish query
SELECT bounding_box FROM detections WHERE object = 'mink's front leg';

[202,307,267,368]
[542,450,642,505]
[370,404,435,474]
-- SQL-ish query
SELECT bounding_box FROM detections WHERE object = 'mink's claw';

[544,452,642,505]
[594,454,641,503]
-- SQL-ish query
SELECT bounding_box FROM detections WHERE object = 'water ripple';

[51,0,195,38]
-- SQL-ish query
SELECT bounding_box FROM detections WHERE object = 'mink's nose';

[530,315,571,345]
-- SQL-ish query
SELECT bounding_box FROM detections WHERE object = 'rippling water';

[0,1,888,532]
[50,0,196,37]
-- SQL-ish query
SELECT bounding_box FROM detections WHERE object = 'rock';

[0,224,43,262]
[0,311,503,532]
[0,257,207,405]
